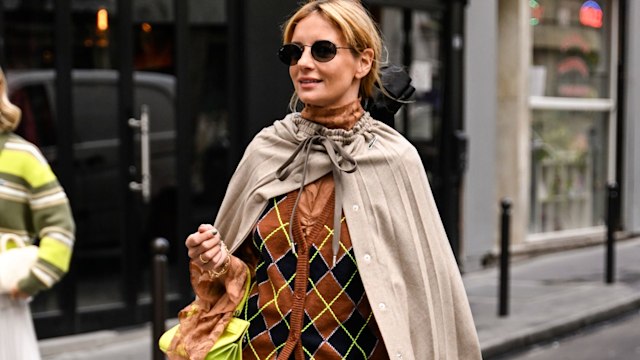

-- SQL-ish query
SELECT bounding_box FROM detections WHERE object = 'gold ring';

[199,254,209,264]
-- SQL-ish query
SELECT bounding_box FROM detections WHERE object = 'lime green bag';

[159,272,251,359]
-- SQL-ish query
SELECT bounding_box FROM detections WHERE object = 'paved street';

[39,328,152,360]
[497,309,640,360]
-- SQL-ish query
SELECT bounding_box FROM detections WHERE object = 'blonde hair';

[282,0,386,109]
[0,68,21,131]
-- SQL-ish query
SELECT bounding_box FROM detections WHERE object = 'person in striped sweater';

[0,67,75,359]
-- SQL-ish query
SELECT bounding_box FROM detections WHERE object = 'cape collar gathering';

[276,100,364,266]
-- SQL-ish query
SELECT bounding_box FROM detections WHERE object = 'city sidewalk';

[38,237,640,359]
[465,236,640,358]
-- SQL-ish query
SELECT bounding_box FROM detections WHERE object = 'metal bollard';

[605,182,618,284]
[152,237,170,360]
[498,198,512,317]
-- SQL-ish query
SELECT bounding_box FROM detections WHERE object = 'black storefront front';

[0,0,468,338]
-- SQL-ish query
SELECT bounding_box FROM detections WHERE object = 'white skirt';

[0,295,41,360]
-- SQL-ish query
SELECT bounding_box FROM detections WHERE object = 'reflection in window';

[11,85,57,147]
[530,0,611,98]
[378,7,442,180]
[530,110,608,233]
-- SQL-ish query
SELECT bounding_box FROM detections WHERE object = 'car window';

[136,85,174,134]
[11,72,175,146]
[11,84,57,148]
[73,83,118,143]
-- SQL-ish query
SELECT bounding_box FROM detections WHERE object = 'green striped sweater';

[0,131,75,296]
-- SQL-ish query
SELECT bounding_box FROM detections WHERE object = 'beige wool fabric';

[214,112,481,359]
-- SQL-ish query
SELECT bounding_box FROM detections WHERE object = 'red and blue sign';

[580,1,603,28]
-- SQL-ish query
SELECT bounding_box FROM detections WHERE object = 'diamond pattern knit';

[238,183,388,359]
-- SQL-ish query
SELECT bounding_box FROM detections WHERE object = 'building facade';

[463,0,639,268]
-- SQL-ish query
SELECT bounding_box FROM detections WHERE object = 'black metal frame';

[174,0,193,300]
[0,1,5,69]
[52,0,75,335]
[227,0,247,169]
[438,0,468,264]
[615,0,627,226]
[116,0,139,321]
[365,0,443,10]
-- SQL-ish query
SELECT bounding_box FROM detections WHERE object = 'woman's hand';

[185,224,229,271]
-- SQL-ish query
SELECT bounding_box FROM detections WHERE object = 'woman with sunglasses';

[168,1,481,359]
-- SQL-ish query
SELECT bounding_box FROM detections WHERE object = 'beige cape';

[214,112,481,359]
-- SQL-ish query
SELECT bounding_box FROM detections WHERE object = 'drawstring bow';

[275,133,357,267]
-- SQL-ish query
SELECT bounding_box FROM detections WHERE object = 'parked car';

[7,69,177,253]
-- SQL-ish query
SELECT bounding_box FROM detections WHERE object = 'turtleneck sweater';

[300,99,364,130]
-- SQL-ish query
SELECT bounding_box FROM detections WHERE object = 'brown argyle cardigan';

[235,174,388,359]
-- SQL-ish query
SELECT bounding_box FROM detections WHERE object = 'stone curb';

[480,293,640,359]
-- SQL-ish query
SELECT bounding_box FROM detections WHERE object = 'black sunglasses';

[278,40,352,66]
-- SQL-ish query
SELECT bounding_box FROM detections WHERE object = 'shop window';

[530,109,608,232]
[529,0,616,235]
[530,0,611,98]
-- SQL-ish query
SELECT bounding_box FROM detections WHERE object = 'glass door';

[376,6,445,179]
[2,0,181,336]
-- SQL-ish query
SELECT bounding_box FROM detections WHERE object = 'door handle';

[128,104,151,203]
